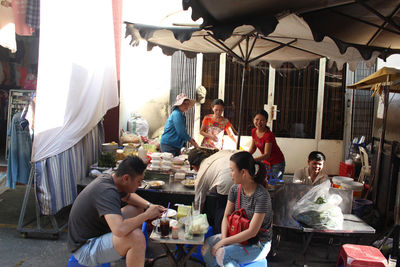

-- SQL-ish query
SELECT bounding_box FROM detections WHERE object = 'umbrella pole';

[237,64,247,150]
[366,80,389,201]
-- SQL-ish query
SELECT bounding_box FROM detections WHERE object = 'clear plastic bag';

[185,214,210,235]
[292,181,344,229]
[127,113,149,138]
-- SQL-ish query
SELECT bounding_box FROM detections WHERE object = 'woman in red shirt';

[248,110,285,179]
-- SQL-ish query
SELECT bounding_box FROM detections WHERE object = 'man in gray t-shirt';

[67,156,165,267]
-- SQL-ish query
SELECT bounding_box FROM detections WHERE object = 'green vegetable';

[315,196,326,204]
[98,152,116,168]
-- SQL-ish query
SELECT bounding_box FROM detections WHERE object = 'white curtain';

[32,0,119,162]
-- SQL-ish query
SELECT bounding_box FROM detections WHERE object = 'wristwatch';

[144,202,151,211]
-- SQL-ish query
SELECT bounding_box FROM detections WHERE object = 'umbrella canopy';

[183,0,400,62]
[125,12,386,148]
[126,13,378,70]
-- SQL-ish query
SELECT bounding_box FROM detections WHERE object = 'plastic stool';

[67,255,110,267]
[142,221,149,252]
[337,244,388,267]
[239,258,267,266]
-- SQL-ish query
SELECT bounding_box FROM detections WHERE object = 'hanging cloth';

[11,0,34,36]
[6,112,32,189]
[25,0,39,29]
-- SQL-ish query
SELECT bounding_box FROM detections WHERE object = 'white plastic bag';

[127,113,149,137]
[292,181,344,229]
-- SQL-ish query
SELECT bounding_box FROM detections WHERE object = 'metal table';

[272,183,376,263]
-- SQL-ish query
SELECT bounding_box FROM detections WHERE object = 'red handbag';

[227,185,253,245]
[227,185,268,246]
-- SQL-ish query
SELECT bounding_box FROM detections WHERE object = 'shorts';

[73,232,122,266]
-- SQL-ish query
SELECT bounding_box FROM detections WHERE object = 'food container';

[102,142,118,156]
[332,176,354,188]
[115,149,125,161]
[175,172,186,180]
[161,165,172,171]
[123,143,138,157]
[151,160,161,166]
[340,181,364,198]
[162,160,172,166]
[161,152,173,159]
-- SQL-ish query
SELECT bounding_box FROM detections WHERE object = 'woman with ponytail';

[201,151,272,266]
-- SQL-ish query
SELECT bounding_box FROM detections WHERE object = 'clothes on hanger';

[6,111,32,189]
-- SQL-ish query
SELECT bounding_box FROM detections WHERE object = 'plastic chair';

[358,147,371,183]
[336,244,388,266]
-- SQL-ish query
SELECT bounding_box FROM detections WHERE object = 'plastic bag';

[181,214,209,235]
[292,181,344,229]
[127,113,149,137]
[120,131,141,144]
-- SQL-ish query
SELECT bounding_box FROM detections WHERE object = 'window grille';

[201,54,220,119]
[321,62,346,140]
[224,56,269,135]
[170,51,197,140]
[351,61,376,144]
[273,61,319,138]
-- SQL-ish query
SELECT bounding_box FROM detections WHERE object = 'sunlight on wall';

[120,37,171,137]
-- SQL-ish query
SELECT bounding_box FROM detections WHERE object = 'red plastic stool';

[337,244,388,267]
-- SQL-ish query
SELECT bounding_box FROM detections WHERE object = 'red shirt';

[251,128,285,165]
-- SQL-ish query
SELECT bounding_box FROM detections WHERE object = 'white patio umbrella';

[126,13,379,148]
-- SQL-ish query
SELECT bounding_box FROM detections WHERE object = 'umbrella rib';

[247,34,259,62]
[330,9,400,36]
[367,4,400,46]
[259,36,324,58]
[204,34,244,63]
[247,39,297,64]
[238,42,245,60]
[356,0,400,32]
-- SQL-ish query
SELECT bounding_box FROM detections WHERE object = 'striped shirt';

[228,184,272,242]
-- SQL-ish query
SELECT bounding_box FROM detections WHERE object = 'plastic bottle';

[172,226,179,239]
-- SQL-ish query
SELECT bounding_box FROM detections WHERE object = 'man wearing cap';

[188,148,237,233]
[161,93,199,156]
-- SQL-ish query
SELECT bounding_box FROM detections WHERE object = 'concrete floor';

[0,185,395,267]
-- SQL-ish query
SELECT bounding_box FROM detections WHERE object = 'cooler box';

[337,244,388,267]
[339,162,355,178]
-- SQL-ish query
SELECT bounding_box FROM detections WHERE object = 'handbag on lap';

[227,184,268,246]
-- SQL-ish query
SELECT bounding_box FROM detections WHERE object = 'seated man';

[293,151,328,186]
[188,148,237,234]
[68,156,165,267]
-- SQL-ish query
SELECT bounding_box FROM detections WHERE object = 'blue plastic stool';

[239,258,268,266]
[67,255,110,267]
[68,223,148,267]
